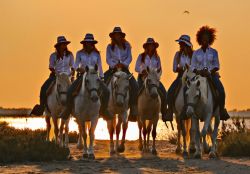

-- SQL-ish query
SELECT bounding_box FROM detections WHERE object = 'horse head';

[145,67,160,99]
[112,71,131,107]
[55,73,71,106]
[185,75,202,117]
[84,65,101,103]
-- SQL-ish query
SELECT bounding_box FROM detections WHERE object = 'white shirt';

[49,52,74,76]
[173,51,191,72]
[106,42,132,68]
[74,50,104,78]
[191,47,220,71]
[135,54,161,74]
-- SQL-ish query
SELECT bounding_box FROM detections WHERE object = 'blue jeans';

[167,76,182,110]
[211,74,225,109]
[40,73,56,107]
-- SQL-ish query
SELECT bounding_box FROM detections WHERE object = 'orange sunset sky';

[0,0,250,110]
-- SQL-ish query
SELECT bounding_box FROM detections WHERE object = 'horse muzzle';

[150,88,158,99]
[186,105,195,117]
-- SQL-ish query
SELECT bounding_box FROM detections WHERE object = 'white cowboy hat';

[175,35,192,47]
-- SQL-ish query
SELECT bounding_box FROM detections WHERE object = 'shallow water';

[0,116,249,140]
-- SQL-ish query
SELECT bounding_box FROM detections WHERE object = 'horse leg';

[151,120,158,155]
[187,118,196,154]
[209,113,220,159]
[118,113,128,153]
[64,118,70,148]
[52,117,59,144]
[142,121,147,153]
[59,119,65,147]
[107,119,115,155]
[146,121,153,152]
[192,117,201,159]
[138,119,143,151]
[88,118,98,160]
[176,118,182,154]
[45,115,51,141]
[81,121,88,159]
[115,116,122,153]
[202,114,212,154]
[77,120,83,149]
[181,120,188,158]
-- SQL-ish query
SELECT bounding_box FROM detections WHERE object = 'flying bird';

[183,10,190,14]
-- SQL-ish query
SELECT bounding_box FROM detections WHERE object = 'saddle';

[46,80,56,97]
[72,76,83,97]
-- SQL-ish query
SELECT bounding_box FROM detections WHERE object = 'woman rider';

[30,36,74,116]
[104,26,139,121]
[59,33,112,120]
[163,35,193,122]
[135,38,167,119]
[191,26,230,120]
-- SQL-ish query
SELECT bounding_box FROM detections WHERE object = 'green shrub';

[218,117,250,157]
[0,122,70,163]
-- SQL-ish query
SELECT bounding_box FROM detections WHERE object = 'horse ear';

[94,64,98,71]
[85,66,89,72]
[185,64,190,70]
[146,66,150,73]
[196,80,200,87]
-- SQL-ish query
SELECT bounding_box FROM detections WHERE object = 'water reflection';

[0,117,249,140]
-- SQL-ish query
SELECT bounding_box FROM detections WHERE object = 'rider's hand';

[115,63,125,69]
[77,68,85,73]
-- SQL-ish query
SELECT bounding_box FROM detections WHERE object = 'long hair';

[110,38,129,51]
[55,46,72,59]
[140,47,160,63]
[196,26,217,46]
[82,43,100,55]
[177,45,193,64]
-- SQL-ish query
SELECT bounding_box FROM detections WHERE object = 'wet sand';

[0,140,249,174]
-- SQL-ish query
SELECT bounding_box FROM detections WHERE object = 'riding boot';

[164,77,180,122]
[211,74,230,121]
[30,74,55,116]
[99,81,113,120]
[158,82,168,121]
[128,76,139,122]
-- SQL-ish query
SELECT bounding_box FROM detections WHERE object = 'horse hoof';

[117,144,125,153]
[204,146,211,154]
[77,144,84,150]
[138,144,143,151]
[189,148,196,154]
[183,151,188,158]
[82,153,88,159]
[88,154,95,160]
[110,150,116,156]
[194,153,201,159]
[175,148,182,154]
[151,149,157,155]
[209,151,217,159]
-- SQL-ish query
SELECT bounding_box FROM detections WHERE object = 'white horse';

[138,67,161,155]
[73,65,101,159]
[173,67,196,157]
[186,73,220,159]
[107,69,132,155]
[45,73,71,148]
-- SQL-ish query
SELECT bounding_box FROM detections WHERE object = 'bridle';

[144,77,158,94]
[84,72,101,96]
[111,76,129,103]
[56,84,68,105]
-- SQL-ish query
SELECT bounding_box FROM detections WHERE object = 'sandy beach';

[0,140,249,174]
